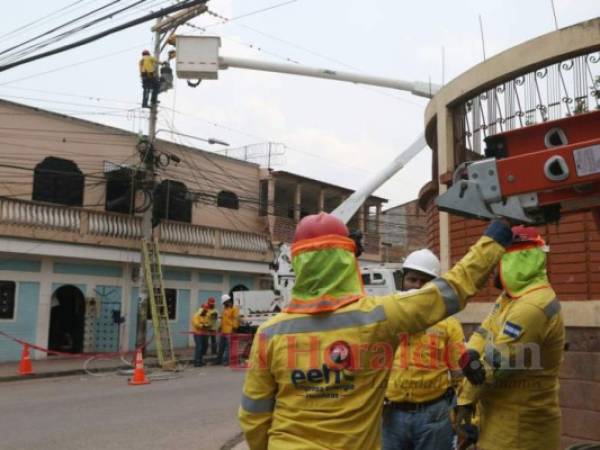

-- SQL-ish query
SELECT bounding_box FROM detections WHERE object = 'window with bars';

[0,281,16,320]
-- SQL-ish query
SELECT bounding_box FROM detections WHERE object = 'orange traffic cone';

[128,349,150,385]
[18,344,33,376]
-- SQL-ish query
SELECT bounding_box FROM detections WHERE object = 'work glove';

[459,349,486,385]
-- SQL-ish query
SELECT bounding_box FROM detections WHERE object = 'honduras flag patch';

[503,321,522,339]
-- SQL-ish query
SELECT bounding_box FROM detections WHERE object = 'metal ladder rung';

[142,239,177,370]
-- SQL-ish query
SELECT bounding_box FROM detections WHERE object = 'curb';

[0,356,200,383]
[220,432,245,450]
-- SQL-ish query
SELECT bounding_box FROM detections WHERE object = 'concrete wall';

[0,253,261,362]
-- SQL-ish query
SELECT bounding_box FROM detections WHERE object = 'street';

[0,365,245,450]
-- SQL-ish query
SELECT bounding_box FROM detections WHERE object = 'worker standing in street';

[217,294,240,366]
[191,304,208,367]
[456,225,564,450]
[382,249,465,450]
[238,212,513,450]
[139,49,158,108]
[206,297,219,358]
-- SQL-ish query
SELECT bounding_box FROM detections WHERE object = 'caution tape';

[0,330,152,360]
[180,330,254,338]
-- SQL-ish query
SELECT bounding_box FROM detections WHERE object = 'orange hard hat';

[511,225,543,244]
[293,212,348,242]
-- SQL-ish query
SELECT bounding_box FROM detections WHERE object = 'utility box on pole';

[175,35,221,80]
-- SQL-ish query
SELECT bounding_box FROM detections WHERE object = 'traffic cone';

[128,349,150,385]
[18,344,33,376]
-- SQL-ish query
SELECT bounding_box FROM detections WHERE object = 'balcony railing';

[0,198,80,231]
[456,50,600,159]
[88,211,142,240]
[0,198,270,255]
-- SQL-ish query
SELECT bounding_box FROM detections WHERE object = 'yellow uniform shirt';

[385,316,465,403]
[458,288,564,450]
[239,236,505,450]
[221,306,240,334]
[192,310,206,333]
[139,55,157,75]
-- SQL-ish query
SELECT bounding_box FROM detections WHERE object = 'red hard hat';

[511,225,544,245]
[142,49,150,55]
[207,297,216,306]
[293,212,348,242]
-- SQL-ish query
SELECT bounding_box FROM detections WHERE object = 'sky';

[0,0,599,208]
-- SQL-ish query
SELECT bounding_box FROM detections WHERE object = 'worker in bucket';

[238,212,512,450]
[382,249,465,450]
[455,225,564,450]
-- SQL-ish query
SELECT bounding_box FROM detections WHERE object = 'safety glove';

[459,349,486,385]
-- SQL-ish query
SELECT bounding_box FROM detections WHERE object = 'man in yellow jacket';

[382,249,465,450]
[456,225,564,450]
[218,294,240,366]
[192,305,208,367]
[139,49,158,108]
[238,213,512,450]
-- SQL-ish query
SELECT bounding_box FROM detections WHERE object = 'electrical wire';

[0,0,126,61]
[0,0,207,72]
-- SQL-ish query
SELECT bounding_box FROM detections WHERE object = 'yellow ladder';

[141,239,177,370]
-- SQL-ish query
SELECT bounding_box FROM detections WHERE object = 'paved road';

[0,365,245,450]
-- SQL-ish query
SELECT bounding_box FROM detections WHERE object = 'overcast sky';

[1,0,598,208]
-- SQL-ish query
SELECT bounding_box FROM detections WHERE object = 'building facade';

[380,200,427,262]
[418,19,600,446]
[0,99,273,362]
[0,100,386,362]
[259,169,386,262]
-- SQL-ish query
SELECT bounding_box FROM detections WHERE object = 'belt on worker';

[384,389,453,413]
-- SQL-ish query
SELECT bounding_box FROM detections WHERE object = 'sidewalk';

[0,348,198,382]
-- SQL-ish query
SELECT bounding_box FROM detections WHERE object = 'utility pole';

[135,4,208,350]
[135,21,160,351]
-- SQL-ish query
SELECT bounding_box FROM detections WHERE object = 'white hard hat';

[403,249,441,278]
[221,294,231,302]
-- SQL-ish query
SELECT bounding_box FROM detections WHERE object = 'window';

[217,190,239,209]
[32,157,84,206]
[259,181,268,216]
[105,168,139,214]
[147,288,177,320]
[153,180,192,224]
[0,281,16,319]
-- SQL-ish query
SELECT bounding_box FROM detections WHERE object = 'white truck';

[234,257,404,331]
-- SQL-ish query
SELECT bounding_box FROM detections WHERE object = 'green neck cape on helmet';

[286,234,365,314]
[500,243,550,298]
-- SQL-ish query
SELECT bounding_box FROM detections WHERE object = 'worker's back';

[254,295,396,449]
[239,213,511,450]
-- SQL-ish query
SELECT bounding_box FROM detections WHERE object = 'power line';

[0,0,92,43]
[204,0,301,28]
[0,0,126,61]
[0,41,150,86]
[0,0,207,72]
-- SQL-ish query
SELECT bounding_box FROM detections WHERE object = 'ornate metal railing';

[455,50,600,159]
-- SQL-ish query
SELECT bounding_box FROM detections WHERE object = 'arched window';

[32,157,84,206]
[217,190,239,209]
[105,168,138,214]
[153,180,192,225]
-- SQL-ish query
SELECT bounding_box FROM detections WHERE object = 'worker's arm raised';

[238,331,276,450]
[383,220,512,336]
